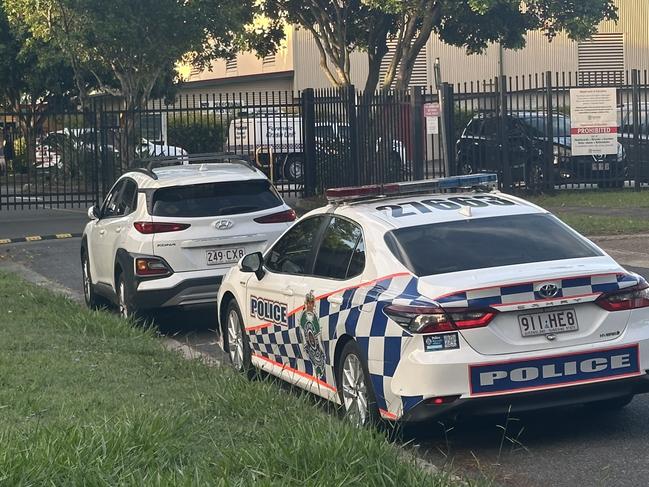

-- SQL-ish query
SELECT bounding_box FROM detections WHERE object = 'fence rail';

[1,69,648,210]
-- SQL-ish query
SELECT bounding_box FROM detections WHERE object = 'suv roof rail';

[325,174,499,204]
[135,152,258,177]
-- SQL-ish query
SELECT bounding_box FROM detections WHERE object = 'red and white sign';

[569,88,618,156]
[424,102,440,135]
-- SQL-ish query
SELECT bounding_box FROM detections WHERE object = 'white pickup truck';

[227,115,408,183]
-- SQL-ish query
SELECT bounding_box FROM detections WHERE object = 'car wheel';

[224,300,254,377]
[284,156,304,183]
[117,273,139,321]
[81,251,102,309]
[585,394,634,411]
[337,340,380,427]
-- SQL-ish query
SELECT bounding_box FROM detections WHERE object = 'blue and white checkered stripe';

[248,271,640,420]
[437,273,639,309]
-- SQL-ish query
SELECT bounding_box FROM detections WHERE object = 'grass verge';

[528,189,649,209]
[554,213,649,236]
[0,271,455,486]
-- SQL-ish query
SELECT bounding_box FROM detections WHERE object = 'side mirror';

[240,252,265,280]
[87,205,100,220]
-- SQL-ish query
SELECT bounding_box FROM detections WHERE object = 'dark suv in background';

[456,112,626,188]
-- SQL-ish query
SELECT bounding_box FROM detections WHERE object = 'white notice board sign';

[424,102,440,135]
[569,88,618,156]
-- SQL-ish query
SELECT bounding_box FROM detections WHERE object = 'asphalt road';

[2,235,649,486]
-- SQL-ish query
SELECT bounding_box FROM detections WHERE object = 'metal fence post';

[544,71,555,193]
[632,69,641,192]
[346,85,360,186]
[410,86,425,180]
[441,83,456,177]
[301,88,317,197]
[497,76,512,192]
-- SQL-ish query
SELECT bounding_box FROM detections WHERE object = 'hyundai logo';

[214,219,234,230]
[538,283,560,299]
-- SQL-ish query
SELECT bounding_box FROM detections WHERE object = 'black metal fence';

[450,69,649,192]
[1,69,648,210]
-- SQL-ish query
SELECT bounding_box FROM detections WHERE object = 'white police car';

[217,175,649,425]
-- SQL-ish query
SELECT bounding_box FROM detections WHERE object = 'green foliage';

[0,273,448,485]
[167,115,227,154]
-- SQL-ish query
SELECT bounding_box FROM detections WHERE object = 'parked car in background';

[618,103,649,183]
[456,112,626,188]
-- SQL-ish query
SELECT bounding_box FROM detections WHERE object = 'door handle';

[327,296,343,306]
[99,229,106,236]
[282,288,294,297]
[115,227,122,233]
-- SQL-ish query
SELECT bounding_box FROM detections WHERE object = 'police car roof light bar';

[325,174,498,203]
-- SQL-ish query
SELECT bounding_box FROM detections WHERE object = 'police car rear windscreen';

[385,214,602,276]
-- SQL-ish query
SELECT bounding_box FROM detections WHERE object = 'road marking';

[0,233,82,245]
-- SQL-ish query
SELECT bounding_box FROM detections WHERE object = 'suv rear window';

[385,214,602,277]
[151,180,282,217]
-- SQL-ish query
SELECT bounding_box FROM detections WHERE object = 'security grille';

[263,54,276,67]
[225,58,237,74]
[380,40,428,89]
[578,33,625,85]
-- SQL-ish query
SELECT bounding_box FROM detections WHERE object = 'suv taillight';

[383,304,496,334]
[596,282,649,311]
[135,257,171,277]
[254,209,297,224]
[133,222,191,234]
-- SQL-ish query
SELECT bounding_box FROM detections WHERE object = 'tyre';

[586,395,634,411]
[337,340,381,427]
[81,250,103,310]
[116,273,140,321]
[284,156,304,183]
[223,300,254,377]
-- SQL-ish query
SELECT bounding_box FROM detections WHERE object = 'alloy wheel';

[118,280,129,319]
[227,309,244,370]
[341,354,369,427]
[82,258,92,304]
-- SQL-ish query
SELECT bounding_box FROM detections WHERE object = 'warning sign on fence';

[424,102,440,135]
[569,88,618,156]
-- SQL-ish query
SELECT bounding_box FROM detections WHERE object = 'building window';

[578,33,625,85]
[226,58,237,74]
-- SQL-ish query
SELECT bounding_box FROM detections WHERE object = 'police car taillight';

[383,304,496,333]
[325,174,498,202]
[596,282,649,311]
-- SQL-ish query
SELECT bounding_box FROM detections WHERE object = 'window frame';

[263,215,329,277]
[99,177,138,220]
[311,215,366,281]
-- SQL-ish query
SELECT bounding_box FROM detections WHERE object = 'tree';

[0,2,77,166]
[261,0,618,93]
[6,0,260,165]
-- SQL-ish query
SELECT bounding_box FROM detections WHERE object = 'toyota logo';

[538,283,560,299]
[214,219,234,230]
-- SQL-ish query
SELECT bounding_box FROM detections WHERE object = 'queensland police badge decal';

[298,291,326,378]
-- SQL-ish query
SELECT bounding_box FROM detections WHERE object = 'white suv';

[81,154,296,318]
